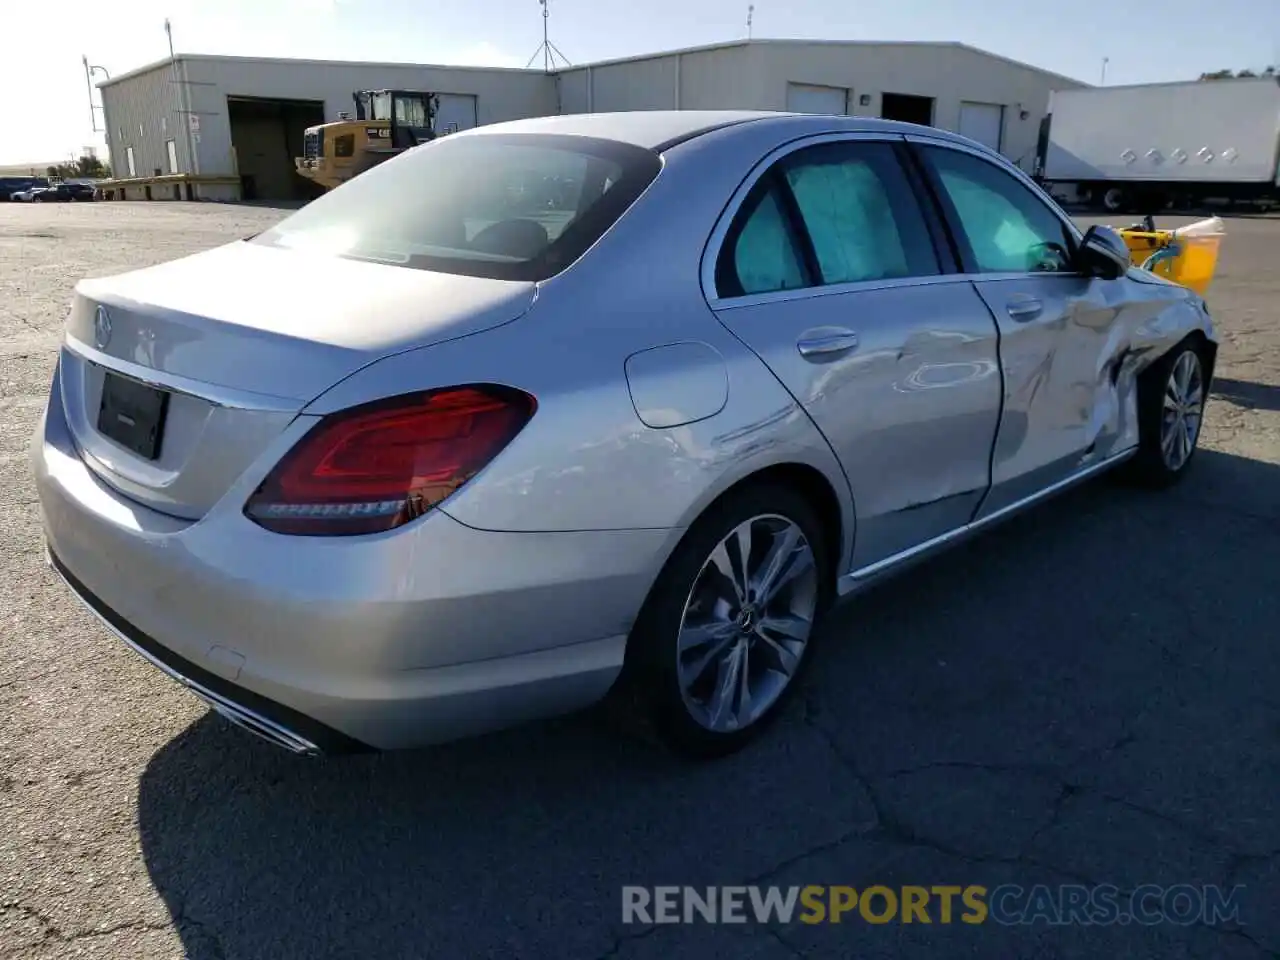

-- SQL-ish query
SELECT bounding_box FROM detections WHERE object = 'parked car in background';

[2,177,49,201]
[35,112,1218,759]
[63,182,96,202]
[32,184,86,203]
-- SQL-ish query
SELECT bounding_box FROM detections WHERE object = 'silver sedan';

[33,111,1216,757]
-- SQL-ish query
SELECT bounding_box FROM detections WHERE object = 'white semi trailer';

[1036,76,1280,212]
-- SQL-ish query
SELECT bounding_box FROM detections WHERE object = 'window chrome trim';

[700,131,915,308]
[701,130,1099,310]
[708,260,1098,315]
[712,272,976,312]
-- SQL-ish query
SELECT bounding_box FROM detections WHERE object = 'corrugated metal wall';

[558,42,1084,170]
[100,62,192,181]
[744,42,1085,170]
[182,57,557,179]
[102,56,559,192]
[99,43,1084,191]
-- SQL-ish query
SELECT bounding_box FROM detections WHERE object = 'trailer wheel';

[1102,187,1125,212]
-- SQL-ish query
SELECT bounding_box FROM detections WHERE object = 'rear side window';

[715,139,940,298]
[253,133,661,281]
[780,141,940,284]
[921,146,1076,274]
[717,183,810,296]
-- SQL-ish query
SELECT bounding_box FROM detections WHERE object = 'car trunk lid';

[61,240,536,520]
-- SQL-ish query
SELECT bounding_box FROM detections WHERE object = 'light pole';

[82,56,110,133]
[1100,57,1109,85]
[164,19,198,176]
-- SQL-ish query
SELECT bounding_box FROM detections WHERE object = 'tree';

[1199,66,1276,80]
[46,154,112,180]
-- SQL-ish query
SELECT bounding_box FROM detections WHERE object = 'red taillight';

[245,385,535,535]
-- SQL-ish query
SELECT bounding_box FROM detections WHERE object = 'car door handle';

[797,330,859,360]
[1006,298,1044,322]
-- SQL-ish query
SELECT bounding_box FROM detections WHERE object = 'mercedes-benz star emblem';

[93,305,112,349]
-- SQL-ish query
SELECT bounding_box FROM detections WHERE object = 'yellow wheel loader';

[295,90,440,192]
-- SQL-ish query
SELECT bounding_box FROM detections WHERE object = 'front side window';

[923,146,1076,274]
[781,141,940,284]
[252,133,660,281]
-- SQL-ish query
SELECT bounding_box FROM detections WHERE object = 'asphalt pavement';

[1,203,1277,959]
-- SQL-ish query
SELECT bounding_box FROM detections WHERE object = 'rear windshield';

[253,132,662,281]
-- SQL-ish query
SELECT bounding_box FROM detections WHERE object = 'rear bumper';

[33,363,671,751]
[47,548,362,755]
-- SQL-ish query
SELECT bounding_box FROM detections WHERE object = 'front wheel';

[625,484,831,758]
[1123,340,1208,487]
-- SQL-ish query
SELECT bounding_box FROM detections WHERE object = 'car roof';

[459,110,985,153]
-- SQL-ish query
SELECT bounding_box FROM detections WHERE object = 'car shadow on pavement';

[135,448,1280,960]
[1212,377,1280,412]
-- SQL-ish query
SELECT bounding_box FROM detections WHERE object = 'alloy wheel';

[1161,349,1204,472]
[675,514,818,733]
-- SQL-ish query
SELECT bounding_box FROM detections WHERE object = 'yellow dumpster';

[1116,217,1225,297]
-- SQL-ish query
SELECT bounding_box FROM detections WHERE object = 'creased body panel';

[975,271,1211,518]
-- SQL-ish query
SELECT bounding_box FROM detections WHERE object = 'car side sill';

[837,447,1137,597]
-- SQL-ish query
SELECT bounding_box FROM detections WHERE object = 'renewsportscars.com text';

[622,884,1245,926]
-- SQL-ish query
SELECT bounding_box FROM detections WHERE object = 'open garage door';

[786,83,848,116]
[958,101,1005,152]
[228,96,325,202]
[881,92,935,126]
[435,94,478,135]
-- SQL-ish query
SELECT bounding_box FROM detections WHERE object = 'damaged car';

[33,112,1215,758]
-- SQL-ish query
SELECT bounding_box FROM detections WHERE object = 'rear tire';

[1123,340,1208,488]
[624,483,832,759]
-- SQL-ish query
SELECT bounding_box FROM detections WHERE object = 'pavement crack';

[1200,920,1279,958]
[764,926,809,958]
[1,901,65,945]
[0,902,170,947]
[172,901,229,960]
[1021,781,1078,853]
[67,919,173,942]
[1091,790,1239,857]
[1224,848,1280,889]
[592,923,662,960]
[795,697,1090,881]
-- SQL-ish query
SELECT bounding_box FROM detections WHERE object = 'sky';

[0,0,1277,165]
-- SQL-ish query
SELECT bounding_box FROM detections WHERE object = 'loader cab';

[295,89,439,192]
[355,90,438,150]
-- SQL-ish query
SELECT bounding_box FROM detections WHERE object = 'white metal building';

[98,39,1086,201]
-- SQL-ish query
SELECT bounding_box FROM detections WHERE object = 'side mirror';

[1077,225,1130,280]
